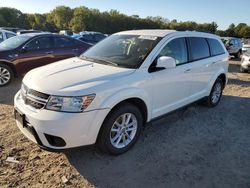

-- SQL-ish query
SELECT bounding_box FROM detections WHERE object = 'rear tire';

[97,103,143,155]
[0,64,14,87]
[203,78,223,107]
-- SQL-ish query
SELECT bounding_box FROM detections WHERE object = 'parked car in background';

[0,29,16,43]
[16,30,44,35]
[59,30,73,36]
[14,30,228,154]
[0,27,23,33]
[242,44,250,53]
[221,37,243,58]
[0,33,91,86]
[73,31,107,45]
[240,50,250,73]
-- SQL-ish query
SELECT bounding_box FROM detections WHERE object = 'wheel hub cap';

[211,82,222,104]
[0,67,11,86]
[110,113,138,149]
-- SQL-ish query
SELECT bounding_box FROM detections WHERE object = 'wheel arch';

[0,61,17,77]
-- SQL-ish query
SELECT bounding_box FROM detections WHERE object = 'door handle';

[45,51,53,54]
[184,69,191,73]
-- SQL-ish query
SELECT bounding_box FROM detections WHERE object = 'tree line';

[0,6,250,38]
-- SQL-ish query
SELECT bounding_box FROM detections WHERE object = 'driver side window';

[159,38,188,65]
[26,37,52,51]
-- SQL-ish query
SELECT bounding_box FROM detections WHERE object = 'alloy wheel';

[110,113,138,149]
[211,82,222,104]
[0,67,11,86]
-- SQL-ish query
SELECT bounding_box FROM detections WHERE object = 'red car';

[0,33,91,86]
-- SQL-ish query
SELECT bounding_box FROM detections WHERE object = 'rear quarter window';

[207,38,225,56]
[188,37,210,61]
[0,32,3,42]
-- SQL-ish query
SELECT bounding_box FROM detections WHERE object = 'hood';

[23,57,135,96]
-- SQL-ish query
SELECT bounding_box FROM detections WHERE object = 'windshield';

[81,34,161,68]
[0,35,31,50]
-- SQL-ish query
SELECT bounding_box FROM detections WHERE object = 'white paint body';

[14,30,229,149]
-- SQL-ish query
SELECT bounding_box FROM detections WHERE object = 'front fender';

[99,87,151,121]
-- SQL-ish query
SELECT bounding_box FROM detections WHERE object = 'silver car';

[221,37,243,58]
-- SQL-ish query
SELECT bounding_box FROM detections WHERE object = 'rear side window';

[188,37,210,61]
[54,37,75,48]
[0,32,3,42]
[207,38,225,56]
[159,37,188,65]
[6,32,16,39]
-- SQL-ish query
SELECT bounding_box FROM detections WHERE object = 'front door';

[150,37,193,118]
[14,36,54,75]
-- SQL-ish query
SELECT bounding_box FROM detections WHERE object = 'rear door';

[187,37,224,98]
[52,36,80,62]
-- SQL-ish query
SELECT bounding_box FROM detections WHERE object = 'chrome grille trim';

[21,83,50,109]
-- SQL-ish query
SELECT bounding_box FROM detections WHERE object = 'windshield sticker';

[138,35,157,40]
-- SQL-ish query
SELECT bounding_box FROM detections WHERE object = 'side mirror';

[20,46,28,53]
[156,56,176,69]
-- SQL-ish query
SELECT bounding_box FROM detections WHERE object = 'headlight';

[46,94,95,112]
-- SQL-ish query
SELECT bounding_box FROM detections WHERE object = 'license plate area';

[14,108,27,128]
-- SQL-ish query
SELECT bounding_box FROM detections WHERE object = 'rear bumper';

[14,91,110,150]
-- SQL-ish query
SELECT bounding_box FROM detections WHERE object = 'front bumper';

[14,91,110,150]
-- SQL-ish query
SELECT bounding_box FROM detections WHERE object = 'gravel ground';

[0,60,249,188]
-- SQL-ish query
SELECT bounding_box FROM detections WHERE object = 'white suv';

[14,30,229,154]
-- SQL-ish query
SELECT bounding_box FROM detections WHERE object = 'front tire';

[0,64,14,87]
[203,78,223,107]
[97,103,143,155]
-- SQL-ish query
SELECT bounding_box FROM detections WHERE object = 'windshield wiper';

[79,56,97,63]
[80,56,118,67]
[97,58,118,67]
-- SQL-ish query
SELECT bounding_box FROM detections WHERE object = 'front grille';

[21,84,50,109]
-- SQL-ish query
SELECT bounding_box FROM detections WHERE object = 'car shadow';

[228,78,250,86]
[0,78,22,106]
[64,95,250,188]
[228,62,241,73]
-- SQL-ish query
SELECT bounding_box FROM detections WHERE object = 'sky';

[0,0,249,30]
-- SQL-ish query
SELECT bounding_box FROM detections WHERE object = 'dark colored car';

[73,32,107,45]
[16,30,44,35]
[0,33,91,86]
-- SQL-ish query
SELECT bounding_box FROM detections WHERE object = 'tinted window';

[159,38,188,65]
[54,37,75,48]
[81,34,93,41]
[26,37,53,50]
[6,32,16,39]
[207,38,225,56]
[94,34,105,41]
[189,37,210,61]
[0,32,3,42]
